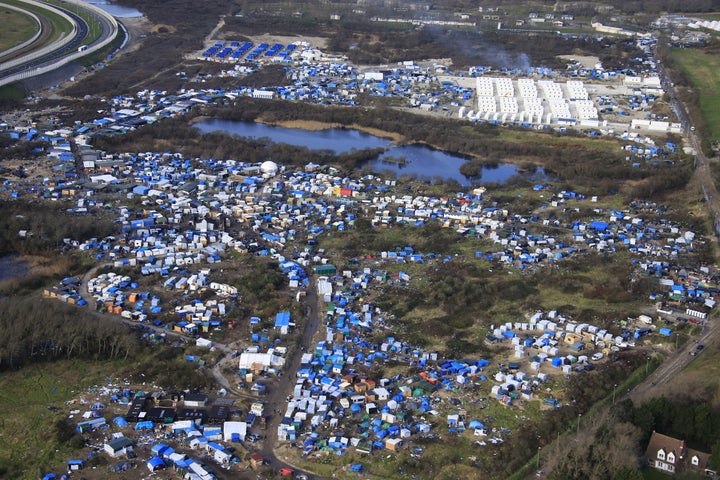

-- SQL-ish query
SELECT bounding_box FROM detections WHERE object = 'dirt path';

[257,276,322,477]
[205,15,225,44]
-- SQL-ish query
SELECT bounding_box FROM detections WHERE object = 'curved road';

[0,0,116,84]
[0,7,86,78]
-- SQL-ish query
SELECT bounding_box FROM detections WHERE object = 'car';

[247,433,264,443]
[279,468,294,476]
[697,344,705,351]
[296,474,309,480]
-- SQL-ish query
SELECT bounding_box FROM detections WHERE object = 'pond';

[83,0,143,18]
[195,119,392,153]
[372,145,526,186]
[0,256,29,282]
[194,119,546,187]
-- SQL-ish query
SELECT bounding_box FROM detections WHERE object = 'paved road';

[657,58,720,235]
[0,2,47,65]
[0,8,86,78]
[0,0,116,85]
[626,57,720,403]
[629,320,718,404]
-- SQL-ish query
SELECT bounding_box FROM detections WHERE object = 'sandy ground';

[557,54,602,69]
[258,119,406,143]
[248,34,328,50]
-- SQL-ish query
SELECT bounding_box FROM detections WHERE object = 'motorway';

[621,53,720,402]
[0,8,88,78]
[0,0,116,85]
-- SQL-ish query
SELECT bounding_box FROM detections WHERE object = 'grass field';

[3,0,75,46]
[0,83,26,101]
[691,13,720,21]
[642,467,673,479]
[0,7,39,51]
[669,48,720,145]
[497,129,623,154]
[0,359,124,479]
[649,336,720,406]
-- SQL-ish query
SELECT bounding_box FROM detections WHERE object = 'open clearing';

[0,6,38,51]
[0,359,124,480]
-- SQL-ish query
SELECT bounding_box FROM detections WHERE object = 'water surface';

[195,119,544,186]
[82,0,143,18]
[0,256,29,282]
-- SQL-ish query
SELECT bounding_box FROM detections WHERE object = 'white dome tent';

[260,160,278,176]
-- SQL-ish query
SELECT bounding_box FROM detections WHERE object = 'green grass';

[0,359,126,480]
[0,83,27,101]
[3,0,74,45]
[641,467,673,479]
[669,48,720,144]
[0,7,39,51]
[690,13,720,21]
[497,128,623,154]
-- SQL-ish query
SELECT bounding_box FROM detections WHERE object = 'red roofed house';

[645,431,715,476]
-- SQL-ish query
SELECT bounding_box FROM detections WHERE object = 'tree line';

[0,296,138,370]
[0,200,116,256]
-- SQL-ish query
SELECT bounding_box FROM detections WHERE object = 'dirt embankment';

[263,119,405,143]
[189,115,406,143]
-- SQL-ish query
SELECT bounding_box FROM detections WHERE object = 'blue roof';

[275,311,291,327]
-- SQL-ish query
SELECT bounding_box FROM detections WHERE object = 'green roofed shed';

[315,264,337,275]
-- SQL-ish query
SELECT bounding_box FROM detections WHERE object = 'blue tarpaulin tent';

[113,417,128,427]
[147,456,165,471]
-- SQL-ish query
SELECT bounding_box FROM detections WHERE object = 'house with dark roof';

[645,431,716,476]
[104,436,133,457]
[183,393,209,407]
